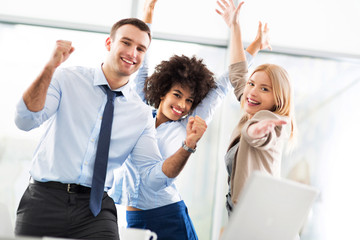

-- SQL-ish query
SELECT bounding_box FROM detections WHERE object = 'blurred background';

[0,0,359,239]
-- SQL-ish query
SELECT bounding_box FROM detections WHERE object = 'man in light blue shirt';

[14,18,207,240]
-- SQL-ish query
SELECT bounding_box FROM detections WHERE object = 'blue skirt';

[126,200,198,240]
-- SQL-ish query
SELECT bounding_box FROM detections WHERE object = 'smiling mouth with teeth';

[172,107,183,115]
[248,98,260,105]
[121,57,135,65]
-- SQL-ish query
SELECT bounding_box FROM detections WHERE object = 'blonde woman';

[216,0,296,215]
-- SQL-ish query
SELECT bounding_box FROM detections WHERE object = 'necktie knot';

[103,85,122,102]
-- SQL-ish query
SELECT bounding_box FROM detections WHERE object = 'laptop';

[221,171,319,240]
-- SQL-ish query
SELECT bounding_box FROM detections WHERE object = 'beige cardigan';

[228,61,291,205]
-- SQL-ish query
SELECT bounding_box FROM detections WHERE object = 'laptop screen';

[221,171,318,240]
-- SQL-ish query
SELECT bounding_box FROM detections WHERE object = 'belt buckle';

[67,184,76,193]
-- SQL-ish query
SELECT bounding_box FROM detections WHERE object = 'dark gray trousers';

[15,183,119,240]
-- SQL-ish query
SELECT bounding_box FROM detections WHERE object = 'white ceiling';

[1,0,359,59]
[148,0,360,59]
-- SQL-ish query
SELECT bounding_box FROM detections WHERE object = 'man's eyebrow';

[121,37,148,50]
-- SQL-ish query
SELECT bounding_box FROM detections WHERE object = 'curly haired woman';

[109,0,270,239]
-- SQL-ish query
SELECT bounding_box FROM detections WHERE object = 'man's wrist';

[182,141,196,153]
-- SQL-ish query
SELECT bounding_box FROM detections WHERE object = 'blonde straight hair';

[240,63,297,140]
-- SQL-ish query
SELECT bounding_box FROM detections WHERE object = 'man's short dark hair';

[144,55,216,113]
[110,18,151,41]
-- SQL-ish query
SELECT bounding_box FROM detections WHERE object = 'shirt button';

[84,161,88,165]
[91,139,95,142]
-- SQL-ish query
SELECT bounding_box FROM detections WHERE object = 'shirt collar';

[94,64,130,101]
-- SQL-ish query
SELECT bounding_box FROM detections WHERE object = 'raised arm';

[185,1,245,124]
[133,0,158,102]
[23,40,74,112]
[187,1,259,124]
[143,0,158,23]
[246,21,272,57]
[216,0,251,102]
[216,0,245,64]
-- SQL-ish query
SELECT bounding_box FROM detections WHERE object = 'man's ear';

[105,37,112,51]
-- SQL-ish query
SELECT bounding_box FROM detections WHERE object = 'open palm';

[215,0,244,27]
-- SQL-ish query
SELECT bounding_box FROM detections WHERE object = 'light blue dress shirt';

[15,64,171,191]
[108,51,253,209]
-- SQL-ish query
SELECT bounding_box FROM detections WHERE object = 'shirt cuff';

[15,98,44,130]
[154,161,175,187]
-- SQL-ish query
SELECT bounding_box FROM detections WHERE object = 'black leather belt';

[30,178,91,194]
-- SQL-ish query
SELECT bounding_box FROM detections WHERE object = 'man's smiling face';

[105,24,150,78]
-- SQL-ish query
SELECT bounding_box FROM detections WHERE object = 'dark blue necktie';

[90,85,122,217]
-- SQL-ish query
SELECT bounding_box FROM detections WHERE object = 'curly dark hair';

[144,55,216,113]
